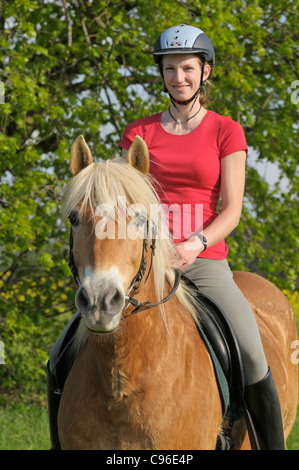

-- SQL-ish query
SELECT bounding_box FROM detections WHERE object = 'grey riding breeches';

[183,258,268,385]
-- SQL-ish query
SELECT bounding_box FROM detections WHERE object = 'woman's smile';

[173,84,189,91]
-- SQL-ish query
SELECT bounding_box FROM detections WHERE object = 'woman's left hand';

[172,237,203,270]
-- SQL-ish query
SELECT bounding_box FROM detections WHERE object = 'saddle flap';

[182,275,245,409]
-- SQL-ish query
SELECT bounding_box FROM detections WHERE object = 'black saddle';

[182,275,245,413]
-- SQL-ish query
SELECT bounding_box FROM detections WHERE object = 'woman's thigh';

[184,258,268,384]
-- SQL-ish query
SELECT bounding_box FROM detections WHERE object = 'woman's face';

[162,54,210,102]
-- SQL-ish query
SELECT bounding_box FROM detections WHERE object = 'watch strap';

[196,233,208,251]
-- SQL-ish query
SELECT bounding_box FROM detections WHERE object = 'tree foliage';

[0,0,298,395]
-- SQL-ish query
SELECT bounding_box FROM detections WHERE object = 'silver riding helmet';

[153,24,215,105]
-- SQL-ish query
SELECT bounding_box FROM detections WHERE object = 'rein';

[68,228,80,286]
[123,269,181,317]
[68,219,181,317]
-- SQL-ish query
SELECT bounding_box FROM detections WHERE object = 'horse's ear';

[126,135,150,174]
[70,135,93,175]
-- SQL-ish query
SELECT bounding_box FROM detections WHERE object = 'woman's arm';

[173,150,246,269]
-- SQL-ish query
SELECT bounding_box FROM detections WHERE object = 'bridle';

[68,219,181,317]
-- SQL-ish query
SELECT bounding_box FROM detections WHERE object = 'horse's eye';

[135,213,147,228]
[68,210,80,227]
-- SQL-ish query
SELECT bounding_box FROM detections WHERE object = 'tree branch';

[62,0,73,47]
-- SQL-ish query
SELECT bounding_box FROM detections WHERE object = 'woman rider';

[47,24,285,451]
[119,24,284,450]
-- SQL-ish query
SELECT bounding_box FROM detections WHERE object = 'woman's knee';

[241,346,268,384]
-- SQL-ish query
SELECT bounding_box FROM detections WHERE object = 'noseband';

[68,219,181,317]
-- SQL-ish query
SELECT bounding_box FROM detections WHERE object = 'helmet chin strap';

[169,87,201,111]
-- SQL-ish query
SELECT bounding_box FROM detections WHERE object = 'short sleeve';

[119,122,142,151]
[119,129,134,150]
[219,118,248,159]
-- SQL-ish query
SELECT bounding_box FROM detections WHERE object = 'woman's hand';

[172,236,204,270]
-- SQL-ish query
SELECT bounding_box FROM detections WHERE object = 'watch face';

[197,234,207,245]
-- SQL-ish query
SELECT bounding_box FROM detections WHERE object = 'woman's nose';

[174,69,184,82]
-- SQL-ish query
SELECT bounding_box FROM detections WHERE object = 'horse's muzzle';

[75,282,125,334]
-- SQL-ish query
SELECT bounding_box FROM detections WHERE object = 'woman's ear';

[203,63,212,82]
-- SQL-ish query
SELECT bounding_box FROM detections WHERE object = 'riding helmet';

[153,24,215,67]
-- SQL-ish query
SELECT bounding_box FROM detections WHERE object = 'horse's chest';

[111,366,127,400]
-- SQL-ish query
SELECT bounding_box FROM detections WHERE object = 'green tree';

[0,0,298,396]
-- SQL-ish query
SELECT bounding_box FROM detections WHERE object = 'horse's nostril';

[102,288,124,315]
[111,288,122,305]
[76,286,90,312]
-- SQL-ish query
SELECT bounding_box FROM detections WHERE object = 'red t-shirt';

[119,110,248,260]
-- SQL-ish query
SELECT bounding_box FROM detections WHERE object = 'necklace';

[168,104,202,126]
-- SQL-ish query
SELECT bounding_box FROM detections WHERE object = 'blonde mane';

[63,159,198,326]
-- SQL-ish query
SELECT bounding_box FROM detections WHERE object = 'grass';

[0,402,50,450]
[287,410,299,450]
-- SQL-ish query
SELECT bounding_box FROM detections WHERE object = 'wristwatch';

[196,233,208,252]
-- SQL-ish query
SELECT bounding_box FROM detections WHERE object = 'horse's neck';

[88,308,164,364]
[83,275,192,397]
[84,310,163,401]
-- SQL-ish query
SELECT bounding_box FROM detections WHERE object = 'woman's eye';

[68,210,80,227]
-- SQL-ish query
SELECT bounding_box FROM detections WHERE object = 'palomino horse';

[58,135,298,450]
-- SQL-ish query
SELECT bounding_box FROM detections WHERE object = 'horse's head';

[66,135,153,334]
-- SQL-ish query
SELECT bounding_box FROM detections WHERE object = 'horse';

[57,135,298,450]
